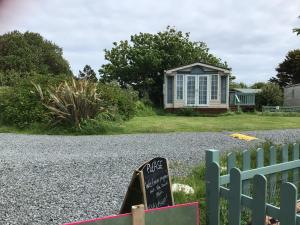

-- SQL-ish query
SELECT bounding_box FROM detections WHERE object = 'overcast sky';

[0,0,299,84]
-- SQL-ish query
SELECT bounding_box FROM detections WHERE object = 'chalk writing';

[141,157,173,209]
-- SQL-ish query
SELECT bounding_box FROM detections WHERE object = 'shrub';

[36,79,105,127]
[135,101,156,116]
[97,82,138,120]
[0,73,67,128]
[176,108,204,116]
[78,115,123,135]
[255,83,283,110]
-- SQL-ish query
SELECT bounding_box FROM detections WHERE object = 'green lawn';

[0,114,300,135]
[121,114,300,134]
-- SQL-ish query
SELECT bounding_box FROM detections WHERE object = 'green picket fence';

[205,143,300,225]
[262,106,300,112]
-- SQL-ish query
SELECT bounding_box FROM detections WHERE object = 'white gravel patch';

[0,129,299,224]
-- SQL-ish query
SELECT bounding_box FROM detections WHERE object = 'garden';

[0,29,299,136]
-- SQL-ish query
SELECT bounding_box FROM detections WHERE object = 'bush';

[0,73,68,128]
[255,83,283,110]
[78,116,123,135]
[135,101,156,116]
[97,82,138,120]
[36,79,106,127]
[176,108,199,116]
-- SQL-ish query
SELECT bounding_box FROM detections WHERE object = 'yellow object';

[230,133,258,141]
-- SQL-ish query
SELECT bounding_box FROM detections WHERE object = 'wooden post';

[228,168,242,225]
[252,174,267,225]
[132,204,145,225]
[205,150,220,225]
[280,182,297,225]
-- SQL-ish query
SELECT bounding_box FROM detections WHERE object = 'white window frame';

[184,75,209,106]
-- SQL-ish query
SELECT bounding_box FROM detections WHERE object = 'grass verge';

[0,113,300,135]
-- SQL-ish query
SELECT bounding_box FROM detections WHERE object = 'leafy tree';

[0,31,72,80]
[78,65,97,82]
[270,49,300,88]
[255,83,283,109]
[100,26,228,106]
[230,82,248,89]
[251,82,266,89]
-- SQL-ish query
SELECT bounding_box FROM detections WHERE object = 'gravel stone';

[0,129,299,224]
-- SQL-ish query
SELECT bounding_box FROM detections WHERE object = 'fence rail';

[205,143,300,225]
[262,106,300,112]
[229,93,256,106]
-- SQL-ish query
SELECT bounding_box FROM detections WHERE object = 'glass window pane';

[176,75,183,100]
[187,76,195,104]
[167,76,174,103]
[199,76,207,104]
[211,75,218,100]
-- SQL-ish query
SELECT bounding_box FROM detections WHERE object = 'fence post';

[256,148,264,168]
[293,143,299,185]
[269,146,277,202]
[227,152,236,174]
[282,145,289,182]
[242,150,251,195]
[205,150,220,225]
[252,174,267,225]
[228,168,242,225]
[280,182,297,225]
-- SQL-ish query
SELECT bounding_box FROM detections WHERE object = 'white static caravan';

[163,62,231,113]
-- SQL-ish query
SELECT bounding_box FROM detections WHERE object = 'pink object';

[63,202,200,225]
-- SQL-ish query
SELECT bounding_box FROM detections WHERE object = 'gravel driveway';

[0,129,299,224]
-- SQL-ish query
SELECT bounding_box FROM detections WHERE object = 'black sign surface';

[141,157,173,209]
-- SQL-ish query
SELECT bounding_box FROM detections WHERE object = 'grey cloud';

[0,0,299,84]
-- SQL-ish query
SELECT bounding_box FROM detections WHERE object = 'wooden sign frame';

[120,157,174,214]
[63,202,200,225]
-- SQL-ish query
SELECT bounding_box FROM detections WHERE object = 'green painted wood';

[220,185,300,222]
[145,204,199,225]
[252,174,267,225]
[205,150,220,225]
[206,162,220,225]
[242,150,251,195]
[71,217,131,225]
[227,152,236,173]
[280,182,297,225]
[269,146,277,201]
[66,203,199,225]
[256,148,264,168]
[228,168,242,225]
[282,145,289,182]
[293,144,299,185]
[205,150,220,166]
[220,159,300,185]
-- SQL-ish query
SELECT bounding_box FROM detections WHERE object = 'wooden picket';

[242,150,251,196]
[205,143,300,225]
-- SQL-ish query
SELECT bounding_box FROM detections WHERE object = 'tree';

[251,82,266,89]
[0,31,72,79]
[230,82,248,89]
[293,16,300,35]
[99,26,228,106]
[78,65,97,82]
[256,83,283,109]
[270,49,300,88]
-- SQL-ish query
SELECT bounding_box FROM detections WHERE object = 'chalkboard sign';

[140,157,173,209]
[120,157,174,214]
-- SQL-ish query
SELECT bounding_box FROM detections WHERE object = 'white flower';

[172,183,194,194]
